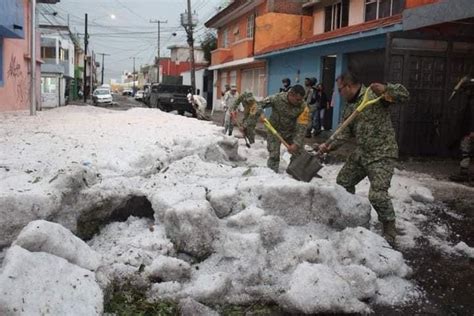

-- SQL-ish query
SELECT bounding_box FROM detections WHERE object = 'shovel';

[262,117,322,182]
[233,114,251,148]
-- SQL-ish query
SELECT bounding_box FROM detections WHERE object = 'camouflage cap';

[240,91,255,103]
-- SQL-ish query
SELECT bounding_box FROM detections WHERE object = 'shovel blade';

[286,151,323,182]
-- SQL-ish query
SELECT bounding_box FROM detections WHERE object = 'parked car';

[122,89,132,96]
[134,90,144,101]
[92,88,113,106]
[149,84,195,115]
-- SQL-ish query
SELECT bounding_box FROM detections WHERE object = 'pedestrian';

[304,77,317,138]
[187,93,209,120]
[279,78,292,93]
[233,91,258,144]
[223,85,239,136]
[257,84,309,172]
[449,75,474,182]
[318,72,409,246]
[312,83,329,136]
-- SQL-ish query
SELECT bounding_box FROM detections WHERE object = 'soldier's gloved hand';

[318,143,331,154]
[369,83,387,96]
[287,144,299,154]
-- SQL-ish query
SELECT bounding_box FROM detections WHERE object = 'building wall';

[267,0,303,15]
[0,0,41,112]
[170,47,206,64]
[406,0,438,8]
[255,12,312,53]
[264,34,387,127]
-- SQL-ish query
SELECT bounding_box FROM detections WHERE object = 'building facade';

[0,0,45,112]
[205,0,318,108]
[39,25,75,108]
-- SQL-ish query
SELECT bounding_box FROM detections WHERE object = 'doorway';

[321,55,337,129]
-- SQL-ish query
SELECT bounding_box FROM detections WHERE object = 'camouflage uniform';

[331,84,409,223]
[232,92,258,143]
[251,92,310,172]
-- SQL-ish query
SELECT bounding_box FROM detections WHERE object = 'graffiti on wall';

[7,54,29,105]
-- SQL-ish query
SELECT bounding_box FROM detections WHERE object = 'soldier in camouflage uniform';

[231,91,259,144]
[319,72,409,246]
[252,85,310,172]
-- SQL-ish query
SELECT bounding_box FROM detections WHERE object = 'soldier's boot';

[382,220,397,247]
[449,168,469,182]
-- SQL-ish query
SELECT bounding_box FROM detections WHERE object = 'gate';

[386,34,474,156]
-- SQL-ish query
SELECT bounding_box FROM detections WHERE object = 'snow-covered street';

[1,106,473,315]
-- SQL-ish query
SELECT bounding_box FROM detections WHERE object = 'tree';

[200,31,217,64]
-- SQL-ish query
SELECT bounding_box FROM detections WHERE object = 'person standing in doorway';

[280,78,292,93]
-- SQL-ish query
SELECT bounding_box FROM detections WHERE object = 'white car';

[92,88,113,106]
[134,90,144,101]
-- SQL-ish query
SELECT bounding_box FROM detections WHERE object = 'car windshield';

[94,89,110,96]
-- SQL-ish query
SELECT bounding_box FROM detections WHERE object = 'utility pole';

[130,57,137,94]
[30,0,36,115]
[182,0,196,93]
[149,19,167,83]
[83,13,88,103]
[97,53,110,85]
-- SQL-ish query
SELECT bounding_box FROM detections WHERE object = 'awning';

[403,0,474,30]
[208,57,256,71]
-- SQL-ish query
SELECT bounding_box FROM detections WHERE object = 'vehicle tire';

[178,110,185,115]
[156,101,163,110]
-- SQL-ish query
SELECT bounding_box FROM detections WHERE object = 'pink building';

[0,0,59,112]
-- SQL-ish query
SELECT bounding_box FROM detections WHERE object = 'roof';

[256,15,402,56]
[205,0,264,28]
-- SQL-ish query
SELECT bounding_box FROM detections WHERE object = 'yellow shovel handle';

[325,88,383,146]
[262,117,291,149]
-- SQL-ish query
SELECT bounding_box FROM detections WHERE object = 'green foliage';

[200,31,217,63]
[104,286,178,316]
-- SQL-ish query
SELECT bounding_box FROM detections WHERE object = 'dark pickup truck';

[149,83,195,116]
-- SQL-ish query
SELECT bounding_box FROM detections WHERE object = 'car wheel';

[178,110,185,115]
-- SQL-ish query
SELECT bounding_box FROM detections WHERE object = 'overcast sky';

[38,0,225,82]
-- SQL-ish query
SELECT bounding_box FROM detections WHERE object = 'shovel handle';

[324,89,383,148]
[262,118,291,149]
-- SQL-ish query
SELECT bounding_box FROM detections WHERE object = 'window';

[41,77,58,94]
[223,29,229,48]
[220,71,228,95]
[230,70,237,87]
[324,0,349,32]
[60,48,69,61]
[41,47,56,59]
[242,68,266,99]
[0,38,3,86]
[247,14,255,38]
[365,0,404,22]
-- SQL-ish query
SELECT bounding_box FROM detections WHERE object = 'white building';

[39,25,75,108]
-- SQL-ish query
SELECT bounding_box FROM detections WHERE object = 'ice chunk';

[13,220,102,271]
[0,246,103,315]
